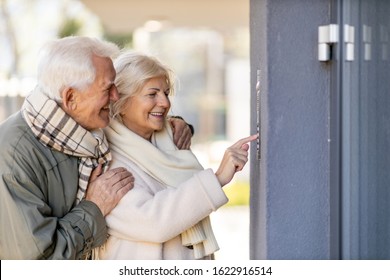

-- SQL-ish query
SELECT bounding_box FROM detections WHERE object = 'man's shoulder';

[0,112,77,172]
[0,112,41,153]
[0,112,33,150]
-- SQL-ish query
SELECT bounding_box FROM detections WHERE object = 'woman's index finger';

[232,134,258,148]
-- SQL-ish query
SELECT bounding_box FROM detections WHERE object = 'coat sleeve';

[105,168,228,243]
[0,169,107,260]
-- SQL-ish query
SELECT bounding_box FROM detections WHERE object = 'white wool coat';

[94,151,228,260]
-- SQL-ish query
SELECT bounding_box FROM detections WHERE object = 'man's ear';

[61,87,77,111]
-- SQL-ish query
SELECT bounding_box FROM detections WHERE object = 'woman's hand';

[215,134,258,187]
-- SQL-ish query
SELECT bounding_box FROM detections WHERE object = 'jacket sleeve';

[105,168,228,243]
[0,172,107,260]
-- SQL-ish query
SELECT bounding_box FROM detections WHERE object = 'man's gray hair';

[36,36,120,101]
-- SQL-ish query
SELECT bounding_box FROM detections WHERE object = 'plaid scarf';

[21,87,112,204]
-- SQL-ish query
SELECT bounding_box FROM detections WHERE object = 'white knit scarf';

[104,118,219,259]
[21,87,112,204]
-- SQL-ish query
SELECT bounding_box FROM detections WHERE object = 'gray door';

[339,0,390,259]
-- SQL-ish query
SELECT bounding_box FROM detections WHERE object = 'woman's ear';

[61,87,77,111]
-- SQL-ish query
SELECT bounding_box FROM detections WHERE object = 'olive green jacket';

[0,112,107,259]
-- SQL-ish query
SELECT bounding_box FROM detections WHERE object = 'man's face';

[68,55,118,130]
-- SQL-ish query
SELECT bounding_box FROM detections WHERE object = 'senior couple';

[0,36,257,260]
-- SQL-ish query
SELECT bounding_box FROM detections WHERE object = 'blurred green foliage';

[103,33,133,49]
[224,180,250,206]
[58,18,82,38]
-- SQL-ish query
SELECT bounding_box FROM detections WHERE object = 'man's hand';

[169,117,193,150]
[85,165,134,216]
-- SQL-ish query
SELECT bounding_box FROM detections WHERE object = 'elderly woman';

[94,51,257,260]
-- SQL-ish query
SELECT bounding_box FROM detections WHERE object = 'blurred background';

[0,0,250,259]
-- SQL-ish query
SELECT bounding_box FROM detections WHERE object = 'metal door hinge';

[380,25,389,61]
[344,24,355,61]
[318,24,338,61]
[318,24,355,62]
[363,25,372,61]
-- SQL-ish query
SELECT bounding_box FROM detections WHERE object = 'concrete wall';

[249,0,333,259]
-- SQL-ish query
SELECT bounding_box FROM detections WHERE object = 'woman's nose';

[110,85,119,102]
[158,93,170,107]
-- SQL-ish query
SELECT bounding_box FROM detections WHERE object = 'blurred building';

[0,0,250,260]
[0,0,250,170]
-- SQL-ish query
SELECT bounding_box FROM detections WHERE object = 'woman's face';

[121,76,171,140]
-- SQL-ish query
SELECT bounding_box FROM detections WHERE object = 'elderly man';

[0,36,192,259]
